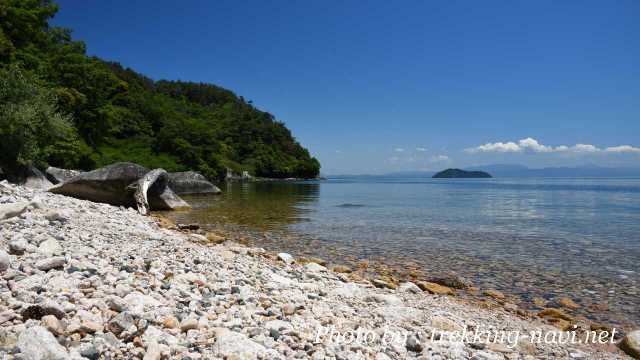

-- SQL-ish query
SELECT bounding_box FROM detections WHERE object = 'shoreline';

[160,210,638,333]
[0,182,633,359]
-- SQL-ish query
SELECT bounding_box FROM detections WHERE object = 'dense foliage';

[0,0,320,180]
[0,65,86,175]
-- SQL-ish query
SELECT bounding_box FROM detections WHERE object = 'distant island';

[432,168,492,178]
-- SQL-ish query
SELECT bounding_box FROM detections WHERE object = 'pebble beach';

[0,181,636,359]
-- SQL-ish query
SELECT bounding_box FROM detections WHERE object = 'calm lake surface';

[163,177,640,328]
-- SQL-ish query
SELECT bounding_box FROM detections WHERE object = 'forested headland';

[0,0,320,181]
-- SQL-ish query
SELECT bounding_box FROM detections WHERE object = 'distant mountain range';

[466,164,640,178]
[373,164,640,178]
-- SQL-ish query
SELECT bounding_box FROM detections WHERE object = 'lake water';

[162,177,640,329]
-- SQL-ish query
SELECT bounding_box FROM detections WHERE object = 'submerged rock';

[417,281,455,295]
[537,308,573,321]
[428,274,471,289]
[331,265,352,273]
[421,281,456,295]
[483,289,506,301]
[558,297,581,309]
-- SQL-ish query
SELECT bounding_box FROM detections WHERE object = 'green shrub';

[0,65,86,173]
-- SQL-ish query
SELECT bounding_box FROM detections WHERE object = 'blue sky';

[53,0,639,174]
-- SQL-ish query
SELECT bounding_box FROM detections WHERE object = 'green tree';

[0,0,321,180]
[0,65,85,173]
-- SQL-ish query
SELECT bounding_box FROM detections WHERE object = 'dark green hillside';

[0,0,320,180]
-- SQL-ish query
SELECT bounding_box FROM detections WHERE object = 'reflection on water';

[161,177,640,329]
[167,181,320,231]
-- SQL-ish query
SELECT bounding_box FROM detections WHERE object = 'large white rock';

[397,282,422,294]
[17,326,69,359]
[35,257,66,271]
[0,201,28,220]
[277,252,294,265]
[268,272,296,286]
[8,238,28,255]
[143,342,168,360]
[142,325,178,347]
[329,283,365,298]
[37,238,63,255]
[304,262,327,272]
[212,328,266,359]
[123,292,161,316]
[621,330,640,359]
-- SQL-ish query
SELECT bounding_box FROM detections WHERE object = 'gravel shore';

[0,182,630,359]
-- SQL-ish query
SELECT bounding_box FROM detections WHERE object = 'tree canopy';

[0,0,320,180]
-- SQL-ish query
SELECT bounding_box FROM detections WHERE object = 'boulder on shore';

[45,166,83,184]
[49,162,148,206]
[20,166,53,190]
[168,171,221,195]
[129,168,190,215]
[49,162,190,214]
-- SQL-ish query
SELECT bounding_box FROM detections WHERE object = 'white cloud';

[394,148,405,152]
[466,138,640,155]
[415,147,427,152]
[429,155,450,163]
[605,145,640,153]
[518,137,554,153]
[571,144,599,153]
[466,141,520,153]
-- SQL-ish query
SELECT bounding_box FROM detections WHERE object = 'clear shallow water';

[163,177,640,328]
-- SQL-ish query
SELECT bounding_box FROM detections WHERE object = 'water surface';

[163,177,640,328]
